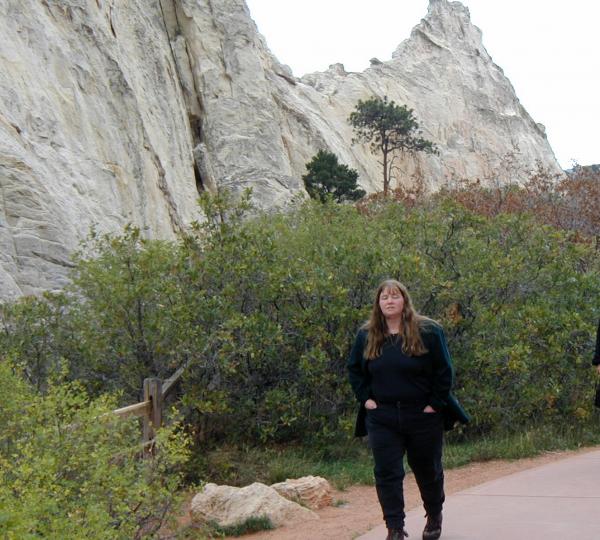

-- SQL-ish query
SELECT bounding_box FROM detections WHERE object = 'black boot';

[422,511,442,540]
[386,528,409,540]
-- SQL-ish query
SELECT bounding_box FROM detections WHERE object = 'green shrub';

[0,358,189,539]
[1,192,598,448]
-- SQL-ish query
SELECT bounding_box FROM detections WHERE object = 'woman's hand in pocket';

[365,399,378,410]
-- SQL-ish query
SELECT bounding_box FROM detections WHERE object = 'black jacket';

[593,319,600,366]
[347,323,469,437]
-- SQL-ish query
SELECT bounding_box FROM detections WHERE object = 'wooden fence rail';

[111,400,151,420]
[110,360,188,455]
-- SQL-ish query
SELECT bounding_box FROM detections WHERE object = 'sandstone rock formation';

[0,0,562,300]
[0,0,200,301]
[190,481,318,528]
[271,475,333,510]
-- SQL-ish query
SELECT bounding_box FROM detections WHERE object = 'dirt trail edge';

[238,446,599,540]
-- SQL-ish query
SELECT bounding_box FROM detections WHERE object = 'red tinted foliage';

[438,163,599,240]
[357,160,600,242]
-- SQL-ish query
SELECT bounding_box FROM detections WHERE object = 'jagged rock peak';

[427,0,472,24]
[393,0,485,60]
[0,0,563,301]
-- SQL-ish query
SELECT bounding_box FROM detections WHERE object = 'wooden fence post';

[142,377,163,456]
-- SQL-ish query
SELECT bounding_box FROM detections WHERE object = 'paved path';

[358,449,600,540]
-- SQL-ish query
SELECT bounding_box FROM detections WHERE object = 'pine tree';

[303,150,365,203]
[349,96,436,195]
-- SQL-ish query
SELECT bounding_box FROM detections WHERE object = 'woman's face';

[378,287,404,320]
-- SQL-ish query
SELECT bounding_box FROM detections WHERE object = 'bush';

[437,162,600,238]
[1,190,598,448]
[0,358,189,539]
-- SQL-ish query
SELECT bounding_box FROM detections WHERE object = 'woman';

[593,319,600,372]
[347,279,468,540]
[593,319,600,408]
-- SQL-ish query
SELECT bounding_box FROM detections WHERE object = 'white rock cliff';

[0,0,561,301]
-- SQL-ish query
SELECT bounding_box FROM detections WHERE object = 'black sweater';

[368,336,438,405]
[347,323,454,412]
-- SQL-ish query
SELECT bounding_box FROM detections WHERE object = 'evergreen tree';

[302,150,366,203]
[349,96,436,195]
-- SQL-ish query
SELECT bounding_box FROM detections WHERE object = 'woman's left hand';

[423,405,437,413]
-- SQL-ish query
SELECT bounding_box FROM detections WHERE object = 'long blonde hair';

[363,279,432,359]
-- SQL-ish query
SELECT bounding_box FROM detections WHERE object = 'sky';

[245,0,599,169]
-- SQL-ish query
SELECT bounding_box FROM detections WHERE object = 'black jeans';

[366,402,445,529]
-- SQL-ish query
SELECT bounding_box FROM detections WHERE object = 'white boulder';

[190,481,319,528]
